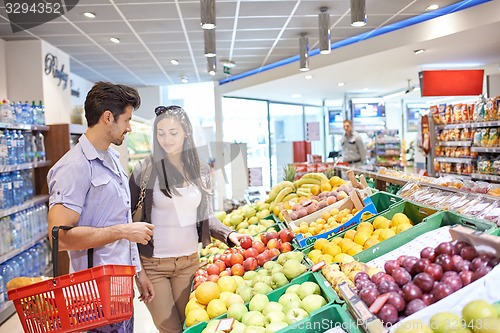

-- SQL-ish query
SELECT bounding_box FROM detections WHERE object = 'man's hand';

[136,270,155,303]
[124,223,154,245]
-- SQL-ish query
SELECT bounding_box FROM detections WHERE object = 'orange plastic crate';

[8,265,135,333]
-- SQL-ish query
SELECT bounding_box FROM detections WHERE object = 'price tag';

[216,318,234,332]
[311,260,326,272]
[418,169,426,176]
[368,293,390,314]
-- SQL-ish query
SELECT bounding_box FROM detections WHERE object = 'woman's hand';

[136,270,155,303]
[228,232,248,247]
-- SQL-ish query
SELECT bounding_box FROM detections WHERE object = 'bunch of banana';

[267,181,297,211]
[293,172,329,198]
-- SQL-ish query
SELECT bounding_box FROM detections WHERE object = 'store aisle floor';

[0,285,159,333]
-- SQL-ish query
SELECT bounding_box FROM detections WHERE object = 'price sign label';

[216,318,234,332]
[311,260,326,272]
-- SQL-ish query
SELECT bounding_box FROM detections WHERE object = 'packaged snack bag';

[461,104,469,122]
[472,129,481,146]
[430,105,441,124]
[434,160,440,173]
[481,128,489,147]
[461,128,471,141]
[456,163,463,174]
[435,145,442,157]
[464,147,471,157]
[445,105,452,124]
[468,104,475,121]
[485,98,498,121]
[453,104,462,123]
[474,100,485,122]
[487,128,498,147]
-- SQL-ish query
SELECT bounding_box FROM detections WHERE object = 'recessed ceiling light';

[109,37,120,44]
[414,49,425,55]
[337,82,345,87]
[181,77,189,84]
[83,12,96,19]
[170,59,179,65]
[426,4,439,11]
[291,93,302,98]
[363,88,369,91]
[209,70,216,76]
[305,75,313,80]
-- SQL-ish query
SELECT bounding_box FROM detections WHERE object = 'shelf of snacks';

[435,172,472,180]
[436,141,472,147]
[471,173,500,183]
[470,120,500,128]
[434,157,475,164]
[471,146,500,153]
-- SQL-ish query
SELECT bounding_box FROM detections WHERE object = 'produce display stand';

[332,166,407,192]
[184,271,342,333]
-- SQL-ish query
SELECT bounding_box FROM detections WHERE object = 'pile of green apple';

[395,300,500,333]
[234,252,308,303]
[201,281,328,333]
[216,201,275,235]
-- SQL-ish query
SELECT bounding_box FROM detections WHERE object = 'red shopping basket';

[8,226,136,333]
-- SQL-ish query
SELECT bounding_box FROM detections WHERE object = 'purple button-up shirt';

[47,134,141,273]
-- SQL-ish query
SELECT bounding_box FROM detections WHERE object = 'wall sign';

[44,53,68,90]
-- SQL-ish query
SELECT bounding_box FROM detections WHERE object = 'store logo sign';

[3,0,79,33]
[44,53,68,90]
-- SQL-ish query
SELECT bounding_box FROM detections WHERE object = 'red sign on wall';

[419,70,484,97]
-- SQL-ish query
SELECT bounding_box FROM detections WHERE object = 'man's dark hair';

[84,81,141,127]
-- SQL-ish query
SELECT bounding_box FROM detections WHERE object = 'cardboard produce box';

[282,190,378,248]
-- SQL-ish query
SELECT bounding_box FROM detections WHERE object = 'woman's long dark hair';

[152,106,211,198]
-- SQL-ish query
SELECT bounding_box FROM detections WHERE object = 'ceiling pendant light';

[200,0,215,29]
[207,57,216,76]
[318,7,331,55]
[299,33,309,72]
[350,0,366,27]
[204,29,216,57]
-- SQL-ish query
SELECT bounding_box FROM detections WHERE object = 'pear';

[282,259,307,280]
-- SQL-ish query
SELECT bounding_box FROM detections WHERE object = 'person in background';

[129,105,246,333]
[47,82,155,333]
[341,119,367,167]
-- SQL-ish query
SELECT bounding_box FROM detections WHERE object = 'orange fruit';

[195,281,221,305]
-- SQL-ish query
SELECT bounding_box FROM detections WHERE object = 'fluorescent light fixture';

[109,37,120,44]
[170,59,179,65]
[292,94,302,98]
[204,29,216,57]
[350,0,366,27]
[337,82,345,87]
[363,88,369,91]
[221,59,236,68]
[299,33,309,72]
[414,49,425,55]
[181,77,189,84]
[207,57,216,76]
[382,90,406,99]
[84,12,95,19]
[318,7,331,55]
[200,0,215,29]
[305,75,313,80]
[426,4,439,11]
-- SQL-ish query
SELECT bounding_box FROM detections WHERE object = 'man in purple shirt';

[47,82,155,333]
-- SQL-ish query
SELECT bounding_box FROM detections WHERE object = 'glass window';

[222,98,270,191]
[269,103,304,185]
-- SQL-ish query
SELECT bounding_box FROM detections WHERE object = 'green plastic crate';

[354,209,497,263]
[184,272,337,333]
[276,303,363,333]
[492,228,500,236]
[364,191,403,215]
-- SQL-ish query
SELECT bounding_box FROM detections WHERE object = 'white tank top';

[150,179,201,258]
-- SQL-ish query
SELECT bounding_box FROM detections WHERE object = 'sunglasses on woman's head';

[154,105,185,116]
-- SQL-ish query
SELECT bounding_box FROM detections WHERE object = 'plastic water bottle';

[17,130,25,164]
[34,243,45,272]
[0,173,13,209]
[24,132,33,163]
[0,263,13,301]
[12,130,19,165]
[9,258,20,279]
[20,251,33,277]
[23,170,34,201]
[37,101,45,125]
[5,130,14,165]
[37,132,46,162]
[0,274,5,307]
[1,216,13,252]
[11,213,20,249]
[14,101,22,124]
[12,171,24,205]
[29,247,41,276]
[0,130,6,166]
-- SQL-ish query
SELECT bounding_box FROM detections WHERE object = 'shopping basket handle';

[51,226,95,278]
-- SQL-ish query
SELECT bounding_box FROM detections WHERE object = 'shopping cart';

[8,226,136,333]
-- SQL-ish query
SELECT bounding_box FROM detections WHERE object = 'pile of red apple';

[354,240,499,326]
[193,230,295,290]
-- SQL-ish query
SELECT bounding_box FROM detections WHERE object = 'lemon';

[357,222,374,234]
[353,231,371,246]
[314,238,329,251]
[322,243,342,257]
[344,229,356,241]
[379,229,396,241]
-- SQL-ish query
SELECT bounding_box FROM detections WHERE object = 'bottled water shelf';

[0,265,53,325]
[0,195,49,219]
[0,122,49,131]
[0,234,48,269]
[0,160,51,173]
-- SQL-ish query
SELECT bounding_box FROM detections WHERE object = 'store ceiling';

[0,0,498,104]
